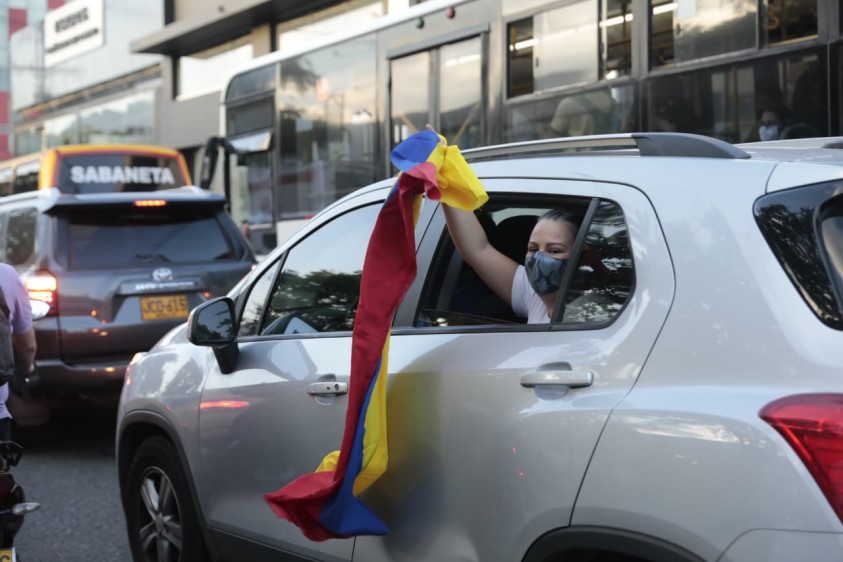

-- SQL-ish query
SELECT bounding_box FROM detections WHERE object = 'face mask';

[759,124,779,142]
[525,252,568,295]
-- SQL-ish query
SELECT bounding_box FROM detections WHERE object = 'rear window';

[56,153,186,194]
[58,207,235,269]
[754,181,843,329]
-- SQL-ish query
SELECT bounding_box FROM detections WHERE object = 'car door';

[351,178,675,562]
[196,185,436,561]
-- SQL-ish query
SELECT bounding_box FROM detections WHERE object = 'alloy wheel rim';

[137,466,183,562]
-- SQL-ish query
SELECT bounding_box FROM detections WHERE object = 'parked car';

[0,186,256,425]
[116,133,843,562]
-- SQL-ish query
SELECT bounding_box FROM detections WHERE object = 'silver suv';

[116,134,843,562]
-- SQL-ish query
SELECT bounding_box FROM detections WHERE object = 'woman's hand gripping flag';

[263,128,487,541]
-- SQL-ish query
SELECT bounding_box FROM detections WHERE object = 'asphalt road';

[10,404,131,561]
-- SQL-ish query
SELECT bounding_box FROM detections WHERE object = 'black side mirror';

[187,297,239,373]
[199,137,221,190]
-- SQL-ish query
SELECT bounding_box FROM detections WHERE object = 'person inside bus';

[442,204,579,324]
[649,76,703,134]
[549,89,618,138]
[744,88,789,143]
[745,107,785,142]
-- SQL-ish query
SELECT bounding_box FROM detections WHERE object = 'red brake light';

[760,394,843,522]
[23,271,58,316]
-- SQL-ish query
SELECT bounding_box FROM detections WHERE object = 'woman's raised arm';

[442,205,519,306]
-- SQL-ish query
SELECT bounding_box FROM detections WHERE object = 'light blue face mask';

[524,251,568,295]
[759,124,780,142]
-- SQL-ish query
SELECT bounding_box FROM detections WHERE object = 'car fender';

[116,407,222,561]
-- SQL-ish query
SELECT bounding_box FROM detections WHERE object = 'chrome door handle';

[521,362,594,388]
[307,381,349,396]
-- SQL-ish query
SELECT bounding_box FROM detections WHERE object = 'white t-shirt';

[511,265,551,324]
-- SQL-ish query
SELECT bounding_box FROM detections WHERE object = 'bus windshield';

[56,152,187,193]
[0,144,192,196]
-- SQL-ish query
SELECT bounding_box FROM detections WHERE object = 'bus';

[206,0,834,255]
[0,144,192,196]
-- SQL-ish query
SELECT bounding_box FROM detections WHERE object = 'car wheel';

[125,436,209,562]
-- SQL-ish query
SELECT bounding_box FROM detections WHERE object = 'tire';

[125,436,210,562]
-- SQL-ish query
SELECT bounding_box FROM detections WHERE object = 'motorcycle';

[0,440,39,561]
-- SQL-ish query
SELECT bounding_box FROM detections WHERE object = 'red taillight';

[760,394,843,522]
[22,271,58,317]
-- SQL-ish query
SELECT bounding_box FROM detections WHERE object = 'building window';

[177,36,253,100]
[44,113,80,148]
[14,127,43,156]
[79,90,156,144]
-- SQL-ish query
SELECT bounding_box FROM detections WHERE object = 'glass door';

[390,36,484,153]
[230,151,276,256]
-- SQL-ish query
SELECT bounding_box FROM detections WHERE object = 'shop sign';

[44,0,104,67]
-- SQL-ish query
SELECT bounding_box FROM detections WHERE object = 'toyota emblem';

[152,267,174,282]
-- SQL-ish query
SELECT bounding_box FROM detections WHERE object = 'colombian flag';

[264,129,488,541]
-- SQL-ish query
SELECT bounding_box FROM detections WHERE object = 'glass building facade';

[8,0,163,155]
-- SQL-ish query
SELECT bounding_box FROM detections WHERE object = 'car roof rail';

[462,132,750,161]
[737,136,843,150]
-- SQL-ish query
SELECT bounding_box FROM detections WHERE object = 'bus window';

[765,0,817,46]
[647,49,827,142]
[55,152,187,193]
[6,207,37,266]
[506,1,599,97]
[13,161,40,194]
[505,84,636,142]
[0,169,12,196]
[0,145,190,196]
[652,0,757,67]
[277,34,378,218]
[602,0,632,79]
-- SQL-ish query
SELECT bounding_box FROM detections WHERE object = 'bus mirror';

[199,137,221,189]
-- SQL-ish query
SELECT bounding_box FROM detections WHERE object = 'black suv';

[0,186,256,424]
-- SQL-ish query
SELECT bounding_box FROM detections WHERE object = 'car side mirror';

[187,297,239,374]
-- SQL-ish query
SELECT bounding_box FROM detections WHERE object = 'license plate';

[140,294,189,321]
[0,547,16,561]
